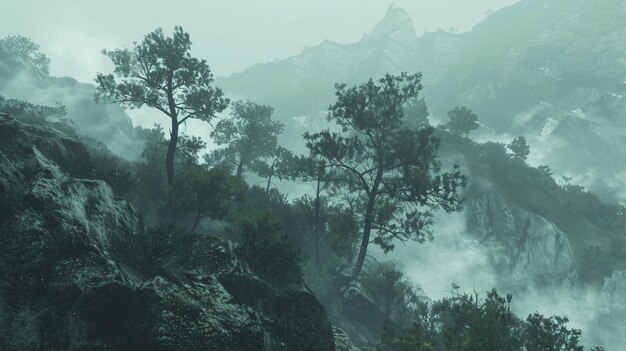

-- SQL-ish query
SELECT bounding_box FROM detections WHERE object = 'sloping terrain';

[0,114,335,351]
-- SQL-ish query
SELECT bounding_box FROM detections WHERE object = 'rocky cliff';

[0,114,336,350]
[467,191,580,291]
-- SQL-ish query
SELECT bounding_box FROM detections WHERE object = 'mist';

[1,1,625,350]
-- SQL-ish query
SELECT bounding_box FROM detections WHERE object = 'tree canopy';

[0,35,51,74]
[305,72,467,279]
[95,26,229,185]
[211,100,284,181]
[446,106,479,138]
[507,136,530,161]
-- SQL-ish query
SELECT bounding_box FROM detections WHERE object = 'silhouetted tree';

[95,26,229,185]
[255,146,295,196]
[362,261,423,324]
[524,313,586,351]
[446,106,479,138]
[165,164,237,232]
[376,287,605,351]
[403,96,430,130]
[305,73,467,279]
[327,204,360,265]
[0,35,51,74]
[292,152,339,271]
[211,100,283,181]
[507,136,530,161]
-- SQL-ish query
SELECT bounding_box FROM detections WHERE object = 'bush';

[110,225,215,282]
[376,287,604,351]
[238,216,304,286]
[361,261,424,326]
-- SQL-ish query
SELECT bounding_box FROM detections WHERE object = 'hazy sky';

[3,0,519,82]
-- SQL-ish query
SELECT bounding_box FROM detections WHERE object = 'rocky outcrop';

[467,191,580,290]
[0,114,335,350]
[333,327,362,351]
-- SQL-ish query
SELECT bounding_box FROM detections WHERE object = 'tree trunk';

[166,116,179,186]
[352,161,384,280]
[265,158,277,196]
[190,198,201,232]
[313,178,321,273]
[351,193,376,279]
[165,73,178,187]
[235,159,244,181]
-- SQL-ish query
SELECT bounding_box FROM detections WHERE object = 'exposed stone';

[333,326,362,351]
[0,115,335,350]
[467,191,580,290]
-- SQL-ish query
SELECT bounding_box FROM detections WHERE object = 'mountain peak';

[364,6,416,42]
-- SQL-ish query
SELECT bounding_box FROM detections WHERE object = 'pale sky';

[3,0,519,82]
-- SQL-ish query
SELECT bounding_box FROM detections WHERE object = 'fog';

[2,0,625,350]
[2,0,518,80]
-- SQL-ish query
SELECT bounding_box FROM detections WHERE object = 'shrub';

[376,287,604,351]
[238,216,304,286]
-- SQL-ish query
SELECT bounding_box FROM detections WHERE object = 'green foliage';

[439,133,626,281]
[376,287,604,351]
[211,100,284,181]
[326,204,360,264]
[362,261,423,325]
[293,194,330,270]
[95,26,229,185]
[403,96,430,130]
[110,225,215,282]
[305,72,467,278]
[508,136,530,161]
[0,95,67,122]
[524,313,586,351]
[254,146,296,195]
[95,26,228,119]
[162,163,239,230]
[238,216,304,285]
[84,143,139,197]
[0,35,51,74]
[446,106,479,138]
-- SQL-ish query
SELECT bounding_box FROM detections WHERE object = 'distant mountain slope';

[431,0,626,132]
[0,41,138,158]
[218,0,626,134]
[218,7,426,118]
[533,79,626,201]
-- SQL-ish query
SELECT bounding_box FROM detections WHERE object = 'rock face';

[332,327,361,351]
[467,191,580,290]
[0,114,335,350]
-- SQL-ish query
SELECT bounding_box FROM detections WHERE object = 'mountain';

[218,6,425,119]
[218,0,626,134]
[0,41,139,158]
[532,79,626,201]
